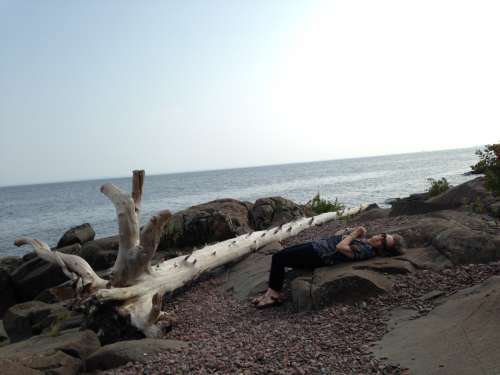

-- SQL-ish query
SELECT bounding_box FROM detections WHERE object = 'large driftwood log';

[16,171,367,338]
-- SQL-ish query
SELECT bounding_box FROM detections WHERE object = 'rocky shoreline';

[1,176,500,374]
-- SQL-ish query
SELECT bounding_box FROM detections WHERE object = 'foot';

[250,288,284,307]
[255,293,282,309]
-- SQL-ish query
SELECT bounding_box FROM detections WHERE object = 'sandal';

[250,292,285,305]
[255,295,283,309]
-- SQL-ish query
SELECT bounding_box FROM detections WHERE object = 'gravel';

[104,217,500,375]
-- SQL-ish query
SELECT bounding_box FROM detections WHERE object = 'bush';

[427,177,451,197]
[471,143,500,195]
[309,193,345,215]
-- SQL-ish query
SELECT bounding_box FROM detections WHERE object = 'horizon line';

[0,145,481,189]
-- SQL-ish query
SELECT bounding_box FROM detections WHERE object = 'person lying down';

[251,226,405,308]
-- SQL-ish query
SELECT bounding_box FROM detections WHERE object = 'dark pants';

[269,242,325,291]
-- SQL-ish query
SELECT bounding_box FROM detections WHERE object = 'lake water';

[0,147,480,256]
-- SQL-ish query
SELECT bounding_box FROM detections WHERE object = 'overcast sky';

[1,0,499,187]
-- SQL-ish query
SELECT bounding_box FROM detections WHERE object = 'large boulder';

[57,223,95,248]
[10,256,67,302]
[85,338,188,371]
[389,177,499,217]
[0,321,9,347]
[61,235,119,271]
[34,282,76,304]
[388,192,442,217]
[428,176,497,210]
[0,270,17,318]
[250,197,306,230]
[374,276,500,375]
[79,242,117,270]
[3,301,71,343]
[432,227,500,265]
[0,329,100,375]
[159,199,253,250]
[371,210,500,265]
[291,258,416,312]
[0,256,23,274]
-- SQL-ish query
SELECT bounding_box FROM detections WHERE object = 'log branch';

[131,170,145,213]
[14,237,108,292]
[101,183,140,251]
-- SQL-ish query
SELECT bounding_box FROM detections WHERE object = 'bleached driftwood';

[16,170,367,338]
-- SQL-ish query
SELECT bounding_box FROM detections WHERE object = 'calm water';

[0,147,479,256]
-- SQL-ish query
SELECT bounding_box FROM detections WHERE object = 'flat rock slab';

[0,358,42,375]
[290,257,411,311]
[396,247,453,271]
[374,275,500,375]
[0,329,100,361]
[223,242,282,301]
[85,338,189,371]
[0,329,100,375]
[352,258,415,274]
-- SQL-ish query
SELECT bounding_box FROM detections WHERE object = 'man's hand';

[351,226,367,239]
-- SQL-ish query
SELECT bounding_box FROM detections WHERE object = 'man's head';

[368,233,405,256]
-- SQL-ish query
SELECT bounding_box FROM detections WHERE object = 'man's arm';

[335,226,366,258]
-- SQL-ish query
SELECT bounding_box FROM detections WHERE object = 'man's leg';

[268,242,324,292]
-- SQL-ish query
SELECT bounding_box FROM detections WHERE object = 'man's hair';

[387,234,406,256]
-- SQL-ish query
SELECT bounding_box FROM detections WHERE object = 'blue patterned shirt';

[310,235,375,265]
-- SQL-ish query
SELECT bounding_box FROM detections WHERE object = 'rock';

[432,226,500,264]
[45,235,119,271]
[57,223,95,248]
[389,193,446,216]
[159,199,253,249]
[89,235,120,250]
[79,243,117,270]
[0,330,100,374]
[389,177,498,217]
[223,242,282,301]
[428,176,495,209]
[0,256,23,274]
[396,247,453,271]
[291,260,395,311]
[419,290,445,301]
[489,201,500,218]
[373,210,500,265]
[85,338,188,371]
[311,264,394,306]
[0,320,9,347]
[34,282,76,303]
[374,276,500,375]
[250,197,305,230]
[14,351,81,375]
[10,256,67,302]
[352,258,415,274]
[0,359,42,375]
[290,274,314,312]
[3,301,70,343]
[354,206,390,221]
[0,269,17,318]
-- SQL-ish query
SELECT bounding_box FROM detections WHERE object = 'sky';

[0,0,499,187]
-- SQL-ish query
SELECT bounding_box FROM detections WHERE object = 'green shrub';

[471,143,500,195]
[309,193,345,215]
[427,177,451,197]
